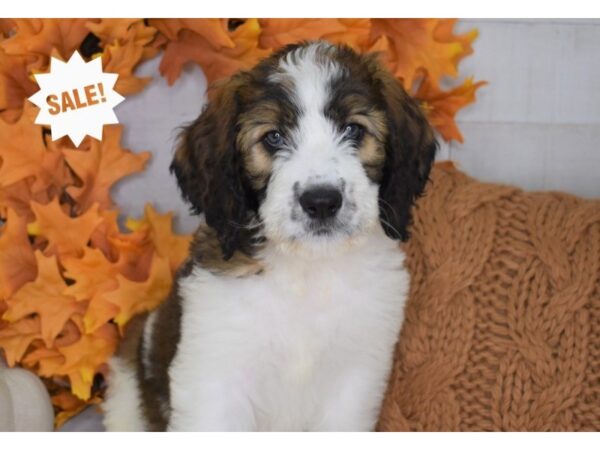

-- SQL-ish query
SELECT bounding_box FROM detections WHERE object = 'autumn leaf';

[89,208,155,282]
[433,19,478,70]
[22,344,64,376]
[62,247,120,333]
[0,49,39,123]
[88,19,158,96]
[28,198,104,259]
[86,19,156,49]
[415,75,486,142]
[258,18,347,49]
[2,251,82,347]
[0,102,46,187]
[62,125,150,212]
[0,315,41,366]
[128,204,191,271]
[55,323,118,400]
[157,19,270,85]
[327,19,372,50]
[0,19,15,38]
[52,389,103,429]
[0,19,96,67]
[100,41,152,96]
[62,247,119,302]
[0,208,37,299]
[150,18,234,48]
[369,19,468,89]
[105,254,172,331]
[0,177,52,220]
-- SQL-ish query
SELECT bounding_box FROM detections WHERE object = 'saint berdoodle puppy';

[103,40,437,431]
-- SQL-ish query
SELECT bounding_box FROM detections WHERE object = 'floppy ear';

[170,76,252,259]
[375,69,438,241]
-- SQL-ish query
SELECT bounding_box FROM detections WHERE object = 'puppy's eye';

[263,130,285,150]
[343,123,365,142]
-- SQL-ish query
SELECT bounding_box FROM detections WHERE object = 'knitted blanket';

[377,162,600,431]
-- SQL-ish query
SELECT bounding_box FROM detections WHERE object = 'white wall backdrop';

[114,19,600,234]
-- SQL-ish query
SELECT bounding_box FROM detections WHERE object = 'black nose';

[299,187,343,220]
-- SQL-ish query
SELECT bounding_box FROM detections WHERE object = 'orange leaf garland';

[3,252,81,347]
[0,18,484,426]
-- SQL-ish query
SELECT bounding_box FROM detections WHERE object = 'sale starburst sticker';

[28,51,124,146]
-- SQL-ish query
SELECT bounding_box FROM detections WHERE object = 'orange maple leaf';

[327,19,372,50]
[86,19,157,49]
[0,315,41,366]
[0,19,96,69]
[21,344,64,376]
[62,247,121,333]
[88,20,158,96]
[415,75,486,143]
[369,19,471,89]
[0,19,15,38]
[433,19,478,71]
[55,323,118,400]
[127,204,191,272]
[52,389,103,429]
[62,125,151,212]
[105,254,172,331]
[0,208,37,300]
[2,251,82,347]
[157,19,270,85]
[0,49,39,123]
[150,18,234,48]
[100,41,152,96]
[0,177,52,221]
[258,18,347,49]
[0,103,47,187]
[89,208,155,282]
[29,198,104,259]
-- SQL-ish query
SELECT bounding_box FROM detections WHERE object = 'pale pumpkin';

[0,360,54,431]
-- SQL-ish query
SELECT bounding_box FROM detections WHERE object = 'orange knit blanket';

[377,163,600,431]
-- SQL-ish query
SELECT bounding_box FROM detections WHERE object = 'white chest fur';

[168,231,409,431]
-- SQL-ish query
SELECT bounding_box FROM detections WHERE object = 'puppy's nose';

[299,187,343,220]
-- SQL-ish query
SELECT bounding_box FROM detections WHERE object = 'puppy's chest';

[180,246,407,373]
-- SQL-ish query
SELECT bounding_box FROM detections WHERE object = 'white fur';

[260,42,379,255]
[102,356,146,431]
[168,227,408,431]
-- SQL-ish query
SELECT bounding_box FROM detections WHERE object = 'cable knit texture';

[377,162,600,431]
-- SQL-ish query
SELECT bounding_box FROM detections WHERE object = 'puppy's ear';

[170,75,252,259]
[374,66,438,241]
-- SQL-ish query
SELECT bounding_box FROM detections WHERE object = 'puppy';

[103,41,437,431]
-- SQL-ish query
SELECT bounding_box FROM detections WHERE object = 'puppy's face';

[172,41,437,259]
